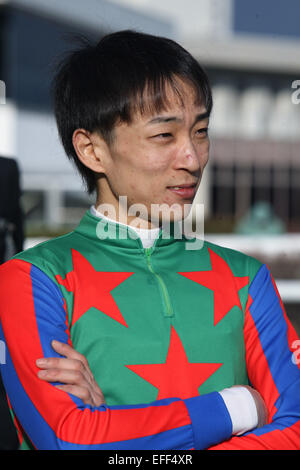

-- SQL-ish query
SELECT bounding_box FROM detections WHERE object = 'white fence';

[25,233,300,302]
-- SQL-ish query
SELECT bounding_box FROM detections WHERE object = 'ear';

[72,129,110,174]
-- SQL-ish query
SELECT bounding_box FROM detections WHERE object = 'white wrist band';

[219,386,258,435]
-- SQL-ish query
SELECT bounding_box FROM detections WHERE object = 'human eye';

[195,127,209,138]
[152,132,173,139]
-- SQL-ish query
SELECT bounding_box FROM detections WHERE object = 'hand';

[36,340,105,407]
[243,385,269,428]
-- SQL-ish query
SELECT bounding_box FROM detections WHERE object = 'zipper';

[144,247,174,318]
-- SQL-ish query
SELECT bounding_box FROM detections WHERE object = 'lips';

[167,183,197,189]
[167,183,197,198]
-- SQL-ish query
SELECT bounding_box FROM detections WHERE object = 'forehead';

[131,77,207,124]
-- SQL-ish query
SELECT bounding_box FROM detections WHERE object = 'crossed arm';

[1,259,300,450]
[36,339,267,432]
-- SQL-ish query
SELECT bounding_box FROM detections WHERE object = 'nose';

[175,137,206,173]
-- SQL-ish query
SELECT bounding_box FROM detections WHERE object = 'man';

[0,30,300,450]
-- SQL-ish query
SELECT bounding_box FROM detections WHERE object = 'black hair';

[51,30,213,194]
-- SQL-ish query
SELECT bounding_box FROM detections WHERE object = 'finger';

[55,381,104,407]
[36,357,77,370]
[50,340,75,356]
[37,357,87,374]
[37,367,88,386]
[55,384,93,406]
[36,356,94,385]
[91,388,106,407]
[51,341,94,380]
[51,340,88,366]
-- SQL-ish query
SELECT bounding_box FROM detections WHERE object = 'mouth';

[167,182,198,198]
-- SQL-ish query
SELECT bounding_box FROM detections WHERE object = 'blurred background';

[0,2,299,328]
[0,0,299,449]
[0,0,299,323]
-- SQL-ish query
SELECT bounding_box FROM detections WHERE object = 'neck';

[94,197,161,231]
[90,204,162,249]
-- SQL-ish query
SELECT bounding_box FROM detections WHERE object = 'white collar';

[90,205,161,249]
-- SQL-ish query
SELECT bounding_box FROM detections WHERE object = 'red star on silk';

[126,326,222,400]
[56,249,133,328]
[179,248,249,326]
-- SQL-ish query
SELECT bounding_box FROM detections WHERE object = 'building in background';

[0,1,299,450]
[1,0,299,232]
[109,0,300,231]
[0,0,174,231]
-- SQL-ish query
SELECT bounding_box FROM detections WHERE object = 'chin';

[149,201,193,225]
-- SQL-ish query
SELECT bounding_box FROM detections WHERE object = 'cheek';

[199,141,210,168]
[143,151,170,173]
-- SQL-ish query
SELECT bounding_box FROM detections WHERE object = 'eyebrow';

[147,110,210,126]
